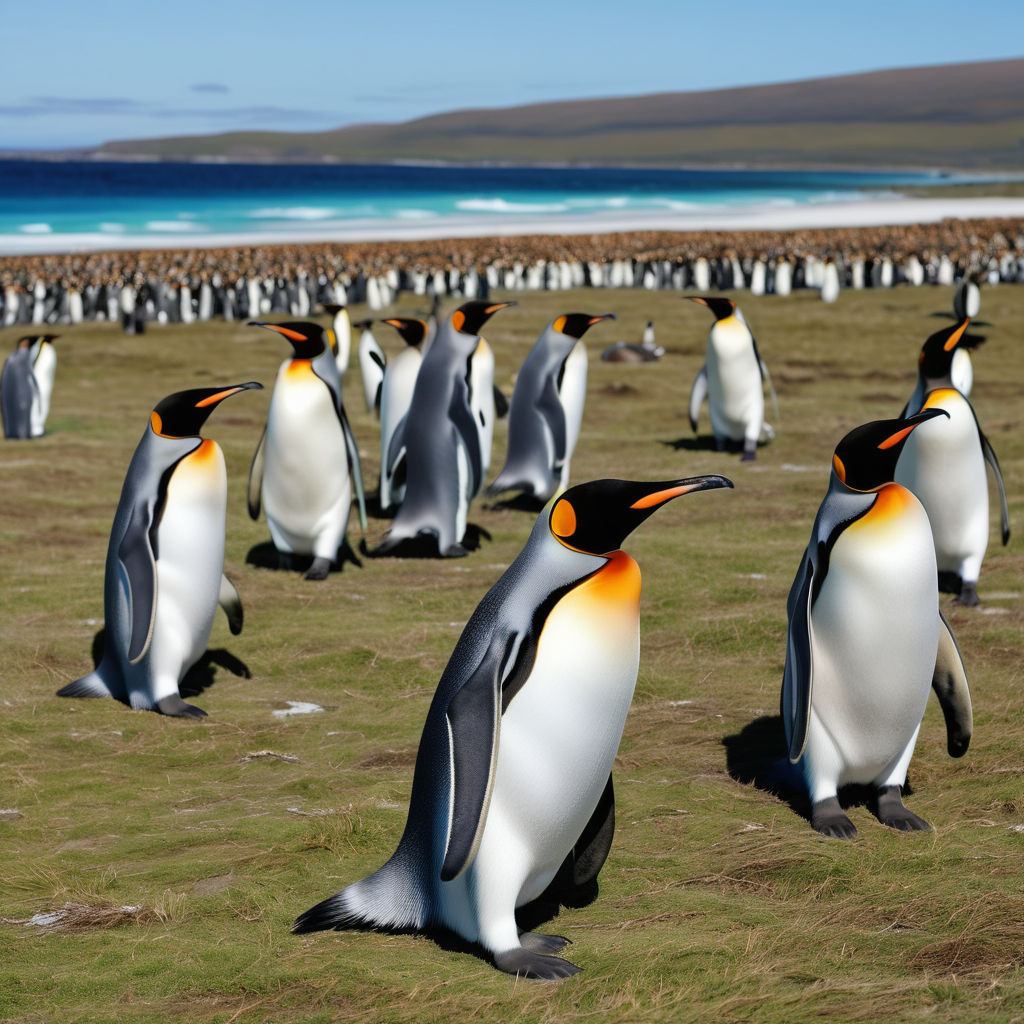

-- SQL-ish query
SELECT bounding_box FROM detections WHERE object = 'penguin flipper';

[688,366,707,433]
[449,389,484,498]
[492,384,509,419]
[979,429,1010,545]
[570,773,615,889]
[117,499,159,664]
[339,405,368,531]
[932,611,972,757]
[247,424,266,520]
[759,359,781,422]
[537,375,568,468]
[219,574,244,635]
[439,639,510,883]
[782,556,815,763]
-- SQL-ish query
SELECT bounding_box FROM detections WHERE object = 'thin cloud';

[191,83,231,94]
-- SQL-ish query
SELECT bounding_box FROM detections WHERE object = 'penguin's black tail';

[293,859,427,935]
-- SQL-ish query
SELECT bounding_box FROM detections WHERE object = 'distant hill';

[94,58,1024,169]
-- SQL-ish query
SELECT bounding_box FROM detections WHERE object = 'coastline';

[2,194,1024,259]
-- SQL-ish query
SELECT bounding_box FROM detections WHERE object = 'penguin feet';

[155,694,208,718]
[742,439,758,461]
[519,931,571,954]
[303,557,333,581]
[811,797,857,839]
[876,786,930,832]
[954,582,980,608]
[493,946,582,980]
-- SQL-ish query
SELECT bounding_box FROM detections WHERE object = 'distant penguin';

[295,473,733,977]
[600,320,663,363]
[820,259,840,303]
[1,336,39,439]
[953,279,980,320]
[356,319,386,415]
[783,411,972,838]
[247,321,367,580]
[373,301,514,557]
[57,382,263,716]
[28,334,58,436]
[895,321,1009,607]
[687,297,777,460]
[377,317,427,513]
[322,302,352,380]
[489,313,614,504]
[904,319,982,411]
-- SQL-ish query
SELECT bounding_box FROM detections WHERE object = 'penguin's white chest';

[263,361,350,555]
[809,485,937,779]
[706,320,762,438]
[477,551,641,905]
[154,440,227,662]
[894,393,988,577]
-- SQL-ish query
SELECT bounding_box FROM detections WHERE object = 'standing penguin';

[373,301,514,557]
[376,317,427,513]
[687,297,777,460]
[356,319,386,414]
[58,382,263,717]
[895,320,1010,607]
[295,474,733,977]
[28,334,58,436]
[247,321,367,580]
[783,412,972,838]
[1,336,39,439]
[489,313,614,505]
[322,302,352,380]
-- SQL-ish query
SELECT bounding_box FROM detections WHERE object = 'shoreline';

[2,195,1024,260]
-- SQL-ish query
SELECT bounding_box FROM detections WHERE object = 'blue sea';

[0,160,996,255]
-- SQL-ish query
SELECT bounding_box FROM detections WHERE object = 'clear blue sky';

[2,0,1022,149]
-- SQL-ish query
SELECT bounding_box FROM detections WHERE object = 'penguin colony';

[10,275,1014,981]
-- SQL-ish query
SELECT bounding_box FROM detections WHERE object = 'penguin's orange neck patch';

[285,359,312,379]
[850,482,915,531]
[573,550,642,613]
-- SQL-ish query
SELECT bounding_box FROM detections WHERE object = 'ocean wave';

[99,223,126,233]
[247,206,337,221]
[456,198,570,214]
[395,209,438,220]
[20,223,52,234]
[145,220,205,232]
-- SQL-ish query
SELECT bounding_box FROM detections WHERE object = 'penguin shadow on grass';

[245,540,362,575]
[663,436,770,456]
[485,493,548,514]
[722,714,918,834]
[358,523,491,559]
[88,630,251,702]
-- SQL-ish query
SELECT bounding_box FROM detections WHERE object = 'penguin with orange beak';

[783,412,972,838]
[247,321,367,579]
[895,319,1009,607]
[296,474,733,978]
[59,382,263,717]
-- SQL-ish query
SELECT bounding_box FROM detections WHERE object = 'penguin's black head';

[450,301,515,335]
[689,296,736,321]
[831,409,949,492]
[919,319,970,380]
[552,313,616,339]
[321,302,346,315]
[249,321,326,359]
[381,317,428,347]
[150,382,263,439]
[547,476,733,555]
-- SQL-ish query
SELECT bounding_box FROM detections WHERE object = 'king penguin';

[488,313,614,505]
[895,320,1009,607]
[373,300,514,557]
[783,411,973,838]
[247,321,367,579]
[28,333,58,436]
[687,297,777,460]
[57,382,263,716]
[295,474,733,977]
[356,319,386,415]
[376,317,427,513]
[322,303,352,381]
[1,336,39,439]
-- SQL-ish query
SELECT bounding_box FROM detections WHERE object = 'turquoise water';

[0,160,992,253]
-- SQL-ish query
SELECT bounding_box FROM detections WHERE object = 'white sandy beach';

[2,195,1023,257]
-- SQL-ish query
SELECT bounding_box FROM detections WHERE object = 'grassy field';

[1,282,1022,1023]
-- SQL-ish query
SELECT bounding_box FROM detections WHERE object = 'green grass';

[1,283,1023,1023]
